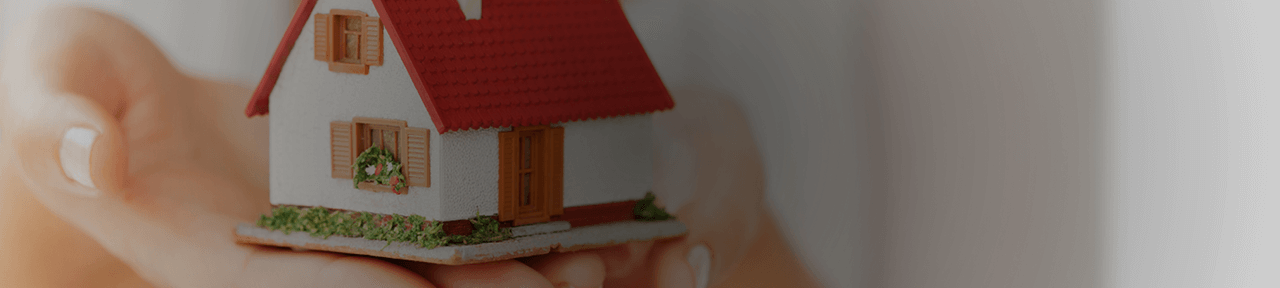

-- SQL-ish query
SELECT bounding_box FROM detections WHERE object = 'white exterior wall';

[270,0,446,219]
[560,115,654,207]
[437,115,655,221]
[438,128,500,220]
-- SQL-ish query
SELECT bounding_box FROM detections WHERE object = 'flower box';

[357,181,404,194]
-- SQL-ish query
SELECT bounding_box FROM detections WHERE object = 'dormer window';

[314,9,383,75]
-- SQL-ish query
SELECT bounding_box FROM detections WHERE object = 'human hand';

[0,7,606,288]
[575,88,822,288]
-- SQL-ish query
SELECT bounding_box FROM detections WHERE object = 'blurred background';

[3,0,1280,287]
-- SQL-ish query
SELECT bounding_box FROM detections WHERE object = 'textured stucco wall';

[270,0,445,219]
[561,114,654,207]
[437,115,656,221]
[438,128,500,220]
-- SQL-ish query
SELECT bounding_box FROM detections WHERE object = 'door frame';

[498,125,565,225]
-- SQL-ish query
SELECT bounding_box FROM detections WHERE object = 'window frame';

[321,9,376,74]
[352,117,408,193]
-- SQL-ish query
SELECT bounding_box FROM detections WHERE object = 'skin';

[0,6,819,288]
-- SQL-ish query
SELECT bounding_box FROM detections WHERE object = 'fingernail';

[686,245,711,288]
[60,127,99,192]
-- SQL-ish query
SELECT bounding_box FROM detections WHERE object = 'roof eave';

[245,0,320,117]
[372,0,450,132]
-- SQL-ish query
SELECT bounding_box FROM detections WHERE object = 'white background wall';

[1104,0,1280,286]
[867,0,1280,288]
[865,0,1102,286]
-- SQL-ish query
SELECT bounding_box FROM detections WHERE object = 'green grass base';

[633,192,675,221]
[257,193,673,249]
[256,206,511,249]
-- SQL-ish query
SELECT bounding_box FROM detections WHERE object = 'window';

[330,117,431,193]
[360,122,400,157]
[314,10,383,75]
[517,130,541,207]
[338,15,363,64]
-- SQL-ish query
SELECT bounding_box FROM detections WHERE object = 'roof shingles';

[248,0,672,132]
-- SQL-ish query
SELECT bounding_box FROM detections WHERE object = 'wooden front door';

[499,126,564,225]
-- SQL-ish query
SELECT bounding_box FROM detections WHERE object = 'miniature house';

[245,0,673,228]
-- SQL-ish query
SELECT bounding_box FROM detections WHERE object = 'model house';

[244,0,673,230]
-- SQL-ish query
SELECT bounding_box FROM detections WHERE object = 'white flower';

[365,165,377,175]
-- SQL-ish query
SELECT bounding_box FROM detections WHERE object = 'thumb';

[6,90,127,203]
[0,89,145,276]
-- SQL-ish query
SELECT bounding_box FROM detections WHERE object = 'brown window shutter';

[361,17,383,66]
[498,131,520,222]
[403,127,430,187]
[331,121,355,179]
[545,127,565,216]
[314,14,334,62]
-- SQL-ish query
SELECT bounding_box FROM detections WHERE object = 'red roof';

[247,0,674,132]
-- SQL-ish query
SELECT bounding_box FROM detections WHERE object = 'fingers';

[239,248,433,288]
[404,260,555,288]
[591,239,711,288]
[650,239,701,288]
[589,239,698,288]
[522,252,607,288]
[651,87,770,286]
[592,241,654,281]
[649,219,823,288]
